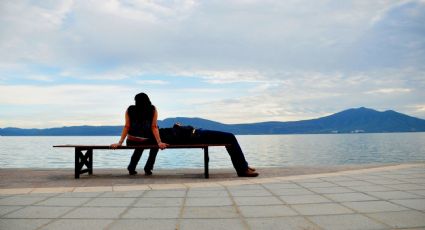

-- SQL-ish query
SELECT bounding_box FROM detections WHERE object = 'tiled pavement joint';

[259,181,324,229]
[1,163,424,230]
[223,185,251,230]
[175,187,189,230]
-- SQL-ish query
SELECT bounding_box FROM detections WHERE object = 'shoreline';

[1,163,421,191]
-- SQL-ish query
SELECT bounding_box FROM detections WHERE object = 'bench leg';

[75,148,80,179]
[204,147,209,178]
[75,148,93,179]
[87,149,93,175]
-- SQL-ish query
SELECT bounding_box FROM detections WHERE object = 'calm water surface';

[1,133,425,169]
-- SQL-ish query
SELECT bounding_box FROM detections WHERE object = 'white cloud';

[1,0,425,127]
[365,88,412,95]
[174,70,266,84]
[136,80,169,85]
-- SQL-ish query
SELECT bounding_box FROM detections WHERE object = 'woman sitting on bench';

[111,92,258,177]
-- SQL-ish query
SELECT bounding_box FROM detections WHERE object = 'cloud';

[365,88,412,95]
[1,1,425,127]
[0,0,405,73]
[180,69,425,123]
[136,80,169,85]
[342,0,425,70]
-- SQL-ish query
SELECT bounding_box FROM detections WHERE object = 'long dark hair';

[129,92,154,122]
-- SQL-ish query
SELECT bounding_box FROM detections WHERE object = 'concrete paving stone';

[291,203,354,215]
[294,178,326,183]
[31,187,73,194]
[149,183,186,190]
[297,182,336,188]
[382,174,421,180]
[246,216,318,230]
[350,185,395,192]
[186,197,233,206]
[0,188,32,195]
[261,182,302,190]
[385,183,425,191]
[56,192,103,198]
[73,186,112,193]
[401,178,425,184]
[17,192,61,197]
[83,197,136,207]
[367,210,425,228]
[112,185,150,192]
[363,179,406,185]
[109,219,177,230]
[321,176,354,182]
[0,206,22,216]
[309,186,355,194]
[253,178,282,184]
[233,196,283,206]
[62,207,126,219]
[334,180,375,187]
[229,189,272,197]
[307,214,389,230]
[391,199,425,211]
[409,190,425,197]
[280,194,331,204]
[186,186,226,191]
[239,205,298,217]
[325,192,378,202]
[184,182,223,189]
[100,190,145,198]
[44,219,114,230]
[134,197,184,207]
[35,197,91,206]
[366,191,423,200]
[269,188,314,196]
[347,175,385,180]
[4,206,74,218]
[228,184,264,190]
[219,180,254,187]
[0,218,51,230]
[182,206,238,218]
[180,218,245,230]
[123,207,180,219]
[143,189,187,198]
[0,196,46,205]
[342,200,409,213]
[187,190,229,197]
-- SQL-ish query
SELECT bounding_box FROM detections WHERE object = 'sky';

[1,0,425,128]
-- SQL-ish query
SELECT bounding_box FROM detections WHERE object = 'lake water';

[1,133,425,169]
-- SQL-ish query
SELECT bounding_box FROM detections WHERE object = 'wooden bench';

[53,144,229,179]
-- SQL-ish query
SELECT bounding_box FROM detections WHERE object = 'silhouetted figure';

[111,93,168,175]
[112,92,258,177]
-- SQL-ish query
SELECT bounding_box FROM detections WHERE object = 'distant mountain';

[1,107,425,136]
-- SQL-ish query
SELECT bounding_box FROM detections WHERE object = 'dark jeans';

[126,139,159,172]
[193,129,249,173]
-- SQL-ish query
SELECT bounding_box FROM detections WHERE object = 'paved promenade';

[1,163,424,229]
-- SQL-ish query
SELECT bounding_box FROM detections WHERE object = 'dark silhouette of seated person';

[112,92,258,177]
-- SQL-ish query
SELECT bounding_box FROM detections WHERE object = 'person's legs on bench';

[195,129,258,177]
[144,148,159,175]
[127,147,144,175]
[127,139,158,176]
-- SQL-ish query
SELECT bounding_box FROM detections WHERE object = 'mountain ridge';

[1,107,425,136]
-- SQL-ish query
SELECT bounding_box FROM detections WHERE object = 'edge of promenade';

[1,163,423,195]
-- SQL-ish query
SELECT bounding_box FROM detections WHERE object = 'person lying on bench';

[111,92,258,177]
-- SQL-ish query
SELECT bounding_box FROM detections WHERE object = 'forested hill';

[1,107,425,136]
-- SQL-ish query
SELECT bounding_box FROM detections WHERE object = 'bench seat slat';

[54,144,228,149]
[54,144,229,179]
